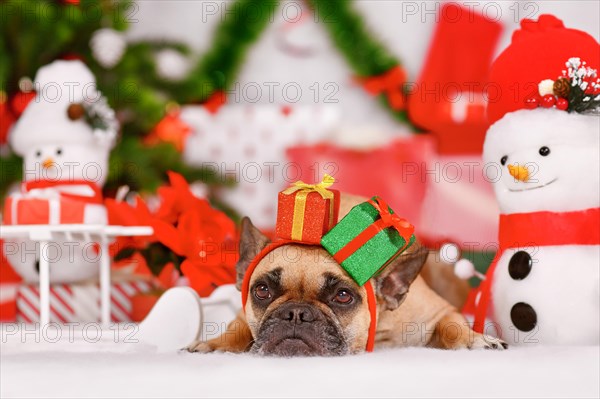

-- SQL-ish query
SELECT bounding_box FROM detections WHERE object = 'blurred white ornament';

[90,28,126,68]
[156,49,190,81]
[438,242,485,281]
[332,126,391,150]
[454,259,486,280]
[189,181,209,199]
[439,243,460,263]
[454,259,476,279]
[276,13,325,57]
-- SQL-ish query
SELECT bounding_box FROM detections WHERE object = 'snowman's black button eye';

[539,146,550,156]
[35,151,41,157]
[511,302,537,332]
[56,148,62,156]
[500,156,508,166]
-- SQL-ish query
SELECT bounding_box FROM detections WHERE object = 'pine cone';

[553,77,571,98]
[67,103,85,120]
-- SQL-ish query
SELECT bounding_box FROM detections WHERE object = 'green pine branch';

[307,0,410,123]
[177,0,280,102]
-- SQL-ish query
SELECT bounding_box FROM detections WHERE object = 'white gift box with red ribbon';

[16,280,153,323]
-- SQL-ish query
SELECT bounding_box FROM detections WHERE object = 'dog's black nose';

[276,303,317,324]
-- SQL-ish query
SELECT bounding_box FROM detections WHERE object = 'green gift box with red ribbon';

[321,197,416,286]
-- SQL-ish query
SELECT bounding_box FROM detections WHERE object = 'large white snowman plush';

[472,15,600,345]
[3,60,118,283]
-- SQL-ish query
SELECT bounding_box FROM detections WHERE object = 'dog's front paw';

[470,334,508,350]
[185,340,215,353]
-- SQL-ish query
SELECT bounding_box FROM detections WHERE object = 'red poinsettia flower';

[179,208,236,261]
[180,258,237,297]
[106,171,239,297]
[154,171,212,224]
[105,196,156,255]
[152,203,238,296]
[155,262,179,290]
[112,251,153,277]
[153,207,237,263]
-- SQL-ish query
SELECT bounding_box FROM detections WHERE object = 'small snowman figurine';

[473,15,600,345]
[3,60,118,283]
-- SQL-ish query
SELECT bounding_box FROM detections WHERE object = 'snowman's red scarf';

[23,180,103,204]
[473,207,600,333]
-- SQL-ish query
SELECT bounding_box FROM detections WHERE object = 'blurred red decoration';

[0,240,21,322]
[106,197,156,255]
[356,66,407,110]
[61,53,85,62]
[105,172,238,297]
[281,105,293,116]
[286,136,435,226]
[10,91,36,117]
[407,3,502,154]
[145,111,192,152]
[0,240,22,284]
[0,100,15,145]
[203,91,226,114]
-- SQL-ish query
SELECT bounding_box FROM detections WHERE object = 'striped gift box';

[16,281,153,323]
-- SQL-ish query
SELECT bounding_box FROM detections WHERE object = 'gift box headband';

[240,239,377,352]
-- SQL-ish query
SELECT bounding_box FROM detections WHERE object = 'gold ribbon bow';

[282,174,336,241]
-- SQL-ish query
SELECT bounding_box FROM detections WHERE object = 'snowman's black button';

[511,302,537,332]
[508,251,532,280]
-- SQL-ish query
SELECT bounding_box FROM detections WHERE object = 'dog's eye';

[254,284,272,300]
[332,289,353,305]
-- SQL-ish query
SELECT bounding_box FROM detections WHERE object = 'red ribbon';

[357,66,407,110]
[203,91,227,114]
[23,180,103,204]
[333,197,414,265]
[472,208,600,333]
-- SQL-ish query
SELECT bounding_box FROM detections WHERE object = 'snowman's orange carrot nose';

[42,158,55,169]
[508,164,529,182]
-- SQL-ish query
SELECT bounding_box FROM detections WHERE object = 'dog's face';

[236,217,428,357]
[245,244,371,356]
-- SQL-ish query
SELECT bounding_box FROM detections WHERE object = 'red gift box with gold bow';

[275,175,340,244]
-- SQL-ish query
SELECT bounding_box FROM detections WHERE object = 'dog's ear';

[373,244,429,311]
[235,217,270,290]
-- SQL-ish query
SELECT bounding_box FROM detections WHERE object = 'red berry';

[524,96,539,109]
[556,97,569,111]
[541,94,556,108]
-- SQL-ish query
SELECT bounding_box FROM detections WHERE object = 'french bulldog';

[188,195,506,355]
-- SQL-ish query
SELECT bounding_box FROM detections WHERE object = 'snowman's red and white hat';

[9,60,118,156]
[487,15,600,124]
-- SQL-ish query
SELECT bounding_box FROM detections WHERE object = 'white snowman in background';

[4,60,118,283]
[472,16,600,345]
